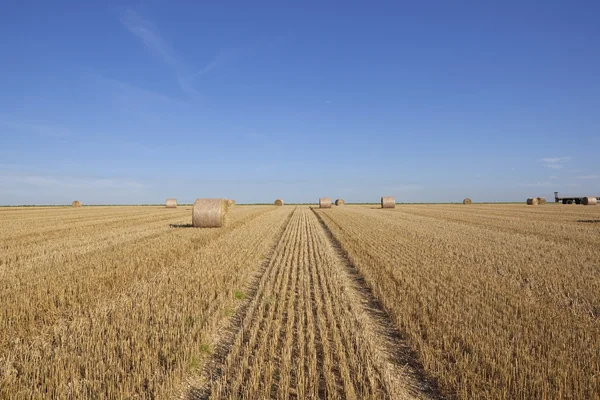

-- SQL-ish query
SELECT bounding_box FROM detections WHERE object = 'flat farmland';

[0,204,598,399]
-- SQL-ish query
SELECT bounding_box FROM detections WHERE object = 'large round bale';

[192,199,228,228]
[537,197,547,205]
[527,198,538,205]
[582,197,597,206]
[72,200,82,207]
[319,197,332,208]
[381,196,396,209]
[335,199,345,206]
[166,198,177,208]
[463,198,472,205]
[227,199,235,207]
[274,199,284,206]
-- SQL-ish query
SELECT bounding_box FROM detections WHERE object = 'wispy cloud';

[120,10,177,67]
[520,182,553,187]
[0,116,70,138]
[0,173,146,190]
[540,157,570,164]
[520,181,581,188]
[575,175,599,180]
[89,72,188,108]
[539,156,570,169]
[0,164,20,170]
[120,9,229,96]
[243,132,280,149]
[188,51,235,80]
[383,184,425,192]
[82,71,196,121]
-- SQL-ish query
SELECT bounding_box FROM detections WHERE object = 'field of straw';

[1,204,598,399]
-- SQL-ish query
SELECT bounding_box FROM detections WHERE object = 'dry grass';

[166,198,177,208]
[0,205,290,398]
[202,207,427,399]
[192,198,228,228]
[2,204,598,399]
[381,196,395,208]
[317,204,600,399]
[227,199,235,207]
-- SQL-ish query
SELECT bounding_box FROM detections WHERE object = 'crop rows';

[316,204,600,399]
[201,207,426,399]
[0,205,291,398]
[1,204,597,399]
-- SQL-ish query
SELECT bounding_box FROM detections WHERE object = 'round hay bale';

[274,199,284,206]
[527,198,538,205]
[192,199,227,228]
[537,197,547,205]
[72,200,82,207]
[227,199,235,207]
[381,196,396,209]
[319,197,332,208]
[335,199,345,206]
[582,197,597,206]
[166,198,177,208]
[463,198,472,205]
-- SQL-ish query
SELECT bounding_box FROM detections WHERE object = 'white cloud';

[520,181,582,189]
[88,73,190,111]
[120,9,229,96]
[120,10,177,67]
[0,174,146,190]
[575,175,599,180]
[0,116,70,138]
[540,157,570,164]
[539,156,570,169]
[383,184,425,192]
[520,182,553,187]
[0,163,20,170]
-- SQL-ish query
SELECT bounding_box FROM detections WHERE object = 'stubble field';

[0,204,598,399]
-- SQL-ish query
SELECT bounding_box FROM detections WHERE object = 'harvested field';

[316,204,600,400]
[1,204,598,399]
[0,205,289,398]
[193,207,432,399]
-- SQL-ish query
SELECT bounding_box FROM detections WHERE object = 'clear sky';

[1,1,599,205]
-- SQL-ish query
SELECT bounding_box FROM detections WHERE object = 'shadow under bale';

[169,223,194,228]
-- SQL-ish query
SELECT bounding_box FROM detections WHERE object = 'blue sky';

[1,1,599,204]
